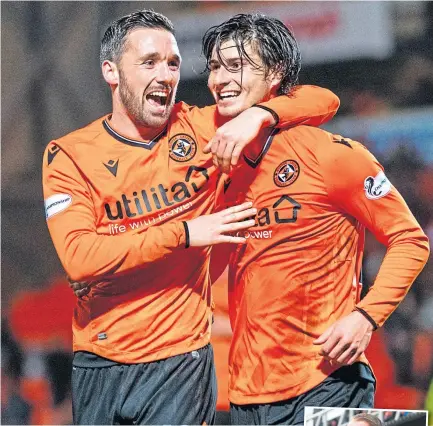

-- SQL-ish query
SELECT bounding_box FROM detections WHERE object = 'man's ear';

[102,60,119,86]
[268,69,283,94]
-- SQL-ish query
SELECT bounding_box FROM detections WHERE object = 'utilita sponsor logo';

[104,166,209,220]
[108,201,193,235]
[250,195,301,227]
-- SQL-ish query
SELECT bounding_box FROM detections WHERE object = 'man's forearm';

[356,229,430,328]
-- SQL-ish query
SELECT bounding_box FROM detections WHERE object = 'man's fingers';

[221,142,235,174]
[211,137,220,155]
[187,201,257,248]
[319,333,341,357]
[341,349,361,366]
[220,220,255,234]
[220,202,253,216]
[75,288,90,298]
[344,334,370,365]
[335,345,358,365]
[222,209,256,225]
[203,140,213,154]
[216,138,228,159]
[70,282,88,291]
[327,340,351,360]
[231,144,243,166]
[204,134,247,172]
[343,339,368,365]
[313,325,334,345]
[204,136,219,155]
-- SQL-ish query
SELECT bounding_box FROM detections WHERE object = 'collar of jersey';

[243,128,280,168]
[103,118,167,150]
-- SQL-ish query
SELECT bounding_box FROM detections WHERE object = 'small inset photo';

[304,407,428,426]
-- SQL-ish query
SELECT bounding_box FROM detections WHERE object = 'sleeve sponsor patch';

[45,193,72,219]
[364,171,391,200]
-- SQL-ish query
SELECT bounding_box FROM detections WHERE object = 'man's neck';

[109,110,166,142]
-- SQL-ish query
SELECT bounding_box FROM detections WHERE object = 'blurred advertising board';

[325,107,433,163]
[173,2,395,78]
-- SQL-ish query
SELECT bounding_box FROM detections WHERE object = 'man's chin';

[141,108,172,128]
[217,104,246,119]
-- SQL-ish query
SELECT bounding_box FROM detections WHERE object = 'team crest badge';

[169,134,197,162]
[273,160,300,187]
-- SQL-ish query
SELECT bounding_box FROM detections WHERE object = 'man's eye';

[231,61,242,70]
[210,63,220,72]
[143,60,154,67]
[169,61,180,70]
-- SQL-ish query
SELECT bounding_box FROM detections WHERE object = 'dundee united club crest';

[169,134,197,162]
[273,160,300,187]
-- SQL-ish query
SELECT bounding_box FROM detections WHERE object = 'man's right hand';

[187,202,256,247]
[203,107,275,174]
[68,276,92,299]
[68,202,256,297]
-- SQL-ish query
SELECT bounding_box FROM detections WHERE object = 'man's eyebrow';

[140,52,160,61]
[171,53,181,62]
[209,57,241,66]
[140,52,181,62]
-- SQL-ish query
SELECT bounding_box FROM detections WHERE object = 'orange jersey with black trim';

[222,126,430,404]
[42,86,339,364]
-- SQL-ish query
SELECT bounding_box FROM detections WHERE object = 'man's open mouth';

[146,90,169,108]
[218,91,241,101]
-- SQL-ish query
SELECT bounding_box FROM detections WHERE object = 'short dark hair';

[100,10,175,66]
[202,13,301,95]
[351,413,383,426]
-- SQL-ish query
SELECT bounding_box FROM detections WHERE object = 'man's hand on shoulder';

[203,107,275,174]
[313,310,374,366]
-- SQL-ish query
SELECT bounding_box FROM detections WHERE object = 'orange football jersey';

[222,126,430,404]
[42,87,339,364]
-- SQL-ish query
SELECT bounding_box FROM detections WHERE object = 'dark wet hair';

[202,13,301,95]
[100,10,175,66]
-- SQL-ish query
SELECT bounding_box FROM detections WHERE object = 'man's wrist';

[251,104,279,127]
[353,307,378,331]
[182,221,190,249]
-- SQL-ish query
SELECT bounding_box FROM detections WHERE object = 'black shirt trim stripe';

[243,128,280,169]
[103,119,167,150]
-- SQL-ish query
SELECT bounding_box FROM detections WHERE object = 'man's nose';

[155,62,174,84]
[213,66,232,86]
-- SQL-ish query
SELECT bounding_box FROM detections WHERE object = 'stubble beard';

[118,71,177,128]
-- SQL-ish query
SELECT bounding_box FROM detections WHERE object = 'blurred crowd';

[362,144,433,410]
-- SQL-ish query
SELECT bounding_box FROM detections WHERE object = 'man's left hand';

[313,310,374,366]
[203,107,275,174]
[68,276,92,299]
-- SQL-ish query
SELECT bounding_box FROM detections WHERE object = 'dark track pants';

[230,362,375,425]
[72,344,217,425]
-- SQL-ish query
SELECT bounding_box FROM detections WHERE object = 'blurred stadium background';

[1,2,432,424]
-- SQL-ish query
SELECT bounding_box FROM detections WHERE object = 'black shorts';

[230,362,375,425]
[72,344,217,425]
